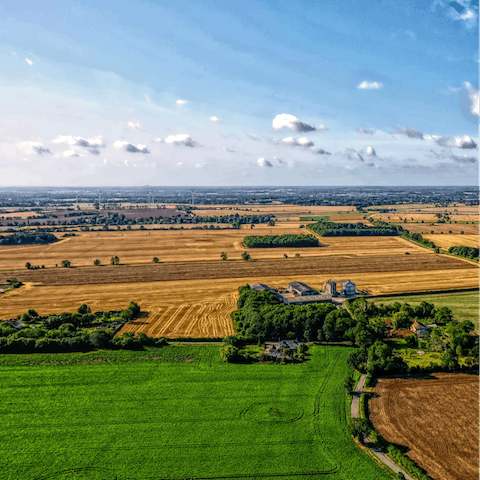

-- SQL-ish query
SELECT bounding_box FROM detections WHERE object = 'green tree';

[93,259,101,266]
[219,344,240,363]
[241,251,250,261]
[391,311,411,330]
[347,418,372,440]
[61,260,71,268]
[110,256,120,265]
[153,257,159,263]
[25,262,31,269]
[77,304,91,315]
[220,252,227,261]
[343,375,356,395]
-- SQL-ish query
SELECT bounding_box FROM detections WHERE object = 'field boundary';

[350,374,417,480]
[363,286,478,300]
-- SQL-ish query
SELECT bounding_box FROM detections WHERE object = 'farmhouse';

[250,283,283,301]
[323,279,337,295]
[341,280,356,296]
[411,320,429,336]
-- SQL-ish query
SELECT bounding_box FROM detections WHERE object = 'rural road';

[351,374,414,480]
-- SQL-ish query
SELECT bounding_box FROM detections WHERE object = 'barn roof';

[288,281,316,293]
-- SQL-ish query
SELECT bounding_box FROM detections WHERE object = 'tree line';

[448,245,479,261]
[0,302,168,354]
[0,231,58,245]
[243,234,320,248]
[307,219,402,237]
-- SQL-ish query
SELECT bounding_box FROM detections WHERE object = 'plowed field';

[369,374,479,480]
[397,223,479,234]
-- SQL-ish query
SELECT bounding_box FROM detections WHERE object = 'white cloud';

[272,114,317,132]
[154,138,162,143]
[209,116,221,122]
[356,127,375,135]
[52,134,105,154]
[257,157,273,167]
[127,122,141,129]
[281,136,314,147]
[393,125,424,139]
[176,99,187,105]
[463,82,479,116]
[25,58,33,66]
[362,146,376,156]
[357,81,384,90]
[436,135,477,149]
[60,149,82,158]
[113,140,149,153]
[18,141,51,155]
[165,134,198,147]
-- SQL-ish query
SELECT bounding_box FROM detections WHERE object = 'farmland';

[371,290,479,330]
[399,223,479,234]
[369,373,479,480]
[423,234,479,250]
[0,227,434,270]
[0,258,477,337]
[0,345,393,480]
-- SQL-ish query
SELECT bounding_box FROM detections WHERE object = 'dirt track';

[0,254,475,287]
[370,373,479,480]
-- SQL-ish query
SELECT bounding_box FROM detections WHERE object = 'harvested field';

[0,254,474,287]
[372,213,479,223]
[0,228,431,270]
[0,260,478,334]
[423,234,479,250]
[370,373,479,480]
[398,223,479,235]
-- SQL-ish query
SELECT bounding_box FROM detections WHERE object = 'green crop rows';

[0,345,390,480]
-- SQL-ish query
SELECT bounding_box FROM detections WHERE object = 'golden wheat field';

[0,259,477,336]
[371,213,479,223]
[422,234,478,250]
[0,227,434,270]
[402,223,479,235]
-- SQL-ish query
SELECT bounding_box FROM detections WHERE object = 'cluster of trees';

[307,220,402,237]
[448,245,479,261]
[243,234,320,248]
[348,298,478,370]
[219,335,309,364]
[231,286,338,341]
[347,298,453,329]
[4,278,23,289]
[0,302,166,353]
[401,231,437,250]
[0,231,58,245]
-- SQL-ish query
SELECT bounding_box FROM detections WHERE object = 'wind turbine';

[190,190,197,206]
[97,190,102,210]
[75,191,79,209]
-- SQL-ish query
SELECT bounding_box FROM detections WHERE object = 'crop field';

[369,373,479,480]
[0,228,435,270]
[0,258,478,335]
[398,222,479,235]
[371,290,479,330]
[0,345,392,480]
[371,213,479,223]
[423,234,479,250]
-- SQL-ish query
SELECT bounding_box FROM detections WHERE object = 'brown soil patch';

[370,373,479,480]
[400,223,479,235]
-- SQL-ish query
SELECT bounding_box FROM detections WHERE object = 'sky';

[0,0,478,186]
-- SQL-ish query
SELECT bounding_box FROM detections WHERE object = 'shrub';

[153,257,159,263]
[94,259,101,266]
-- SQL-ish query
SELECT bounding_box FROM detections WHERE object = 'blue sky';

[0,0,478,186]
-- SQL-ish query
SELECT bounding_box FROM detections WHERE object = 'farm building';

[250,283,283,301]
[283,293,333,305]
[340,280,356,296]
[411,320,429,336]
[323,279,337,296]
[288,281,318,296]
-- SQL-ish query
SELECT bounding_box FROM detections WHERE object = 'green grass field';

[0,345,391,480]
[372,291,479,331]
